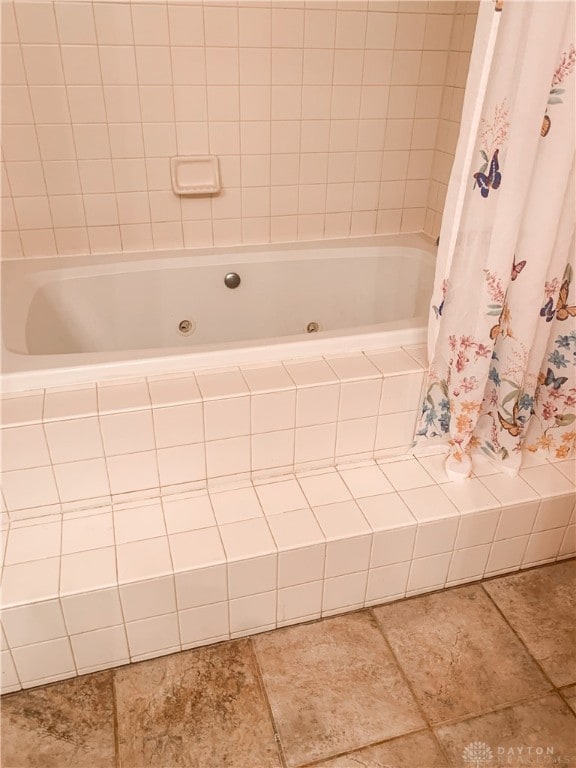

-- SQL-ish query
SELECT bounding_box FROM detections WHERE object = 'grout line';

[248,636,289,768]
[110,665,121,768]
[480,576,561,694]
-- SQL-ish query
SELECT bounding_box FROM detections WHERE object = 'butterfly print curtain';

[417,0,575,477]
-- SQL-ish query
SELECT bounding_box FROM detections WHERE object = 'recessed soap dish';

[170,156,220,195]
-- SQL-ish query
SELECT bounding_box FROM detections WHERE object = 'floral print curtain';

[418,0,575,478]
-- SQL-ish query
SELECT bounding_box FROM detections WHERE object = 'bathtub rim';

[1,233,435,393]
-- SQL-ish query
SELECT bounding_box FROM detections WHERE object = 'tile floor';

[2,559,575,768]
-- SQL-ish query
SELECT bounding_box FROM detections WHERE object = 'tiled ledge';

[1,452,574,693]
[0,347,427,523]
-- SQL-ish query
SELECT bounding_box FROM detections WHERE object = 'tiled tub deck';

[1,348,575,691]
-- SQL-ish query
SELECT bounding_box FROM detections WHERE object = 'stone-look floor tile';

[308,729,449,767]
[483,560,576,687]
[253,611,426,768]
[373,585,551,725]
[1,672,115,768]
[560,684,576,715]
[435,693,576,767]
[114,639,281,768]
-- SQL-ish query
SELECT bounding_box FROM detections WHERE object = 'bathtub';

[1,233,435,392]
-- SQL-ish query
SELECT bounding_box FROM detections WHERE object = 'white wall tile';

[71,625,129,672]
[13,638,75,685]
[62,588,123,635]
[126,613,180,659]
[230,591,276,633]
[228,554,277,599]
[277,581,322,623]
[5,522,61,565]
[366,561,410,603]
[2,467,59,510]
[175,565,227,611]
[407,552,451,593]
[2,600,66,648]
[120,576,177,622]
[179,602,229,647]
[322,571,367,612]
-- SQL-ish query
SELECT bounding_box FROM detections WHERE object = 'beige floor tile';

[253,611,426,767]
[114,640,281,768]
[483,560,576,687]
[1,672,115,768]
[373,585,551,724]
[435,693,576,767]
[308,729,449,767]
[560,684,576,715]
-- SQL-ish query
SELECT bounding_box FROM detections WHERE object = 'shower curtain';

[417,0,575,478]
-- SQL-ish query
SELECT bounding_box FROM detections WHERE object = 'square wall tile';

[60,546,117,596]
[447,545,491,584]
[45,418,104,463]
[366,561,410,604]
[252,391,296,433]
[13,638,75,685]
[210,486,263,525]
[255,478,309,516]
[5,521,61,565]
[71,625,129,672]
[62,588,123,635]
[120,576,177,622]
[2,467,59,510]
[107,452,159,496]
[204,397,250,441]
[126,613,180,659]
[523,528,565,566]
[228,554,277,599]
[322,571,368,613]
[407,552,451,593]
[295,424,337,464]
[169,527,226,573]
[1,425,50,471]
[175,565,227,611]
[114,503,166,545]
[534,496,574,532]
[485,536,529,575]
[278,544,326,589]
[2,600,66,648]
[62,513,114,555]
[54,459,110,503]
[380,372,424,414]
[413,517,459,558]
[339,380,382,421]
[278,581,323,624]
[179,602,230,647]
[2,558,61,608]
[230,591,276,634]
[162,493,216,534]
[252,430,294,472]
[296,385,340,427]
[495,502,539,541]
[117,537,172,585]
[150,404,204,448]
[219,517,276,562]
[299,472,352,507]
[157,444,205,487]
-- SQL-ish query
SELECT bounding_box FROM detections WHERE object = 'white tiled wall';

[1,0,477,259]
[425,0,477,236]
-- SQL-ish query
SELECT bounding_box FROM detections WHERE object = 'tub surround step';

[1,452,574,693]
[1,348,427,523]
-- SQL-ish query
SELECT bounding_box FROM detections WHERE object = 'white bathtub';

[1,234,435,392]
